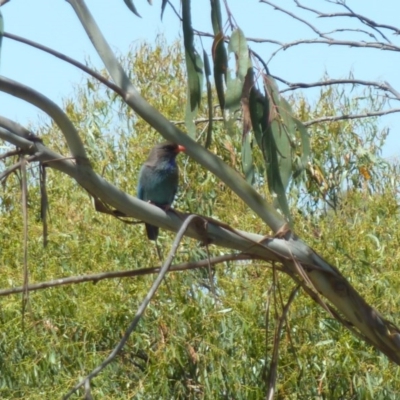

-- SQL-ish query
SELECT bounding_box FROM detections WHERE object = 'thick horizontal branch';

[0,120,288,264]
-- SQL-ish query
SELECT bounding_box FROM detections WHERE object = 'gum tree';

[0,1,399,398]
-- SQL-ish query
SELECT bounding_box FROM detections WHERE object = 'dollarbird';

[137,142,185,241]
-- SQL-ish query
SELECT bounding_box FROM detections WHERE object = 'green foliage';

[290,83,391,214]
[1,39,400,399]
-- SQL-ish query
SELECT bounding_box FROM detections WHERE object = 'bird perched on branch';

[137,142,186,241]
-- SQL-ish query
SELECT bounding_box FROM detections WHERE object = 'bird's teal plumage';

[137,142,185,240]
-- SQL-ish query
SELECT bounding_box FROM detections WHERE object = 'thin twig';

[294,0,400,36]
[323,28,379,41]
[222,0,236,30]
[276,77,400,100]
[304,108,400,126]
[0,255,253,297]
[320,11,399,40]
[172,116,224,125]
[3,32,124,97]
[0,154,37,185]
[260,0,329,39]
[266,285,300,400]
[40,164,48,247]
[267,38,399,65]
[0,148,22,161]
[20,156,29,325]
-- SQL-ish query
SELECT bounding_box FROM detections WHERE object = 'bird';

[137,142,185,241]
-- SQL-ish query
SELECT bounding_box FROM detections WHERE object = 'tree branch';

[304,108,400,126]
[3,32,124,97]
[0,253,253,297]
[260,0,329,39]
[294,0,400,36]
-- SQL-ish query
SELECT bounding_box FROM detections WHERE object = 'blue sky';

[0,0,399,157]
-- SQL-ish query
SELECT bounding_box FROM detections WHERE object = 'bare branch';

[320,11,400,40]
[294,0,400,36]
[323,28,380,41]
[266,284,300,400]
[20,156,29,322]
[0,148,22,160]
[0,155,37,184]
[304,108,400,126]
[40,164,48,247]
[172,116,224,125]
[293,0,324,15]
[3,32,124,97]
[260,0,329,39]
[267,38,400,65]
[275,77,400,100]
[0,253,253,297]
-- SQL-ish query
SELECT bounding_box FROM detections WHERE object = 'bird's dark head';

[146,142,185,166]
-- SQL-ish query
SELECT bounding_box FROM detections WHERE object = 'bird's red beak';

[177,145,186,153]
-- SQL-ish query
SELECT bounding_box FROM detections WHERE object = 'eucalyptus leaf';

[161,0,168,19]
[182,0,203,112]
[242,133,254,184]
[185,52,204,138]
[210,0,223,35]
[123,0,141,17]
[294,117,311,171]
[204,50,213,148]
[228,29,249,81]
[212,32,227,111]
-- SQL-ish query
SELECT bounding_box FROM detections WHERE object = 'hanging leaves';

[226,29,249,112]
[225,28,249,141]
[241,65,255,184]
[257,75,310,223]
[182,0,203,111]
[211,0,227,111]
[203,50,213,148]
[185,53,203,138]
[245,75,293,224]
[212,33,227,112]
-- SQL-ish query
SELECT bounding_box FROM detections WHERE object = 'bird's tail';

[145,223,159,241]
